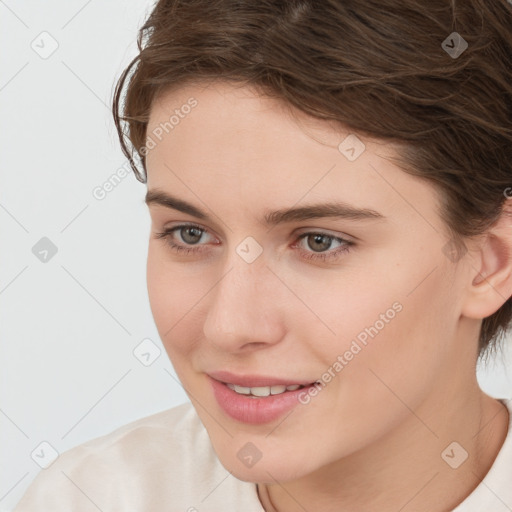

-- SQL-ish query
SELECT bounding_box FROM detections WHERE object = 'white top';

[13,396,512,511]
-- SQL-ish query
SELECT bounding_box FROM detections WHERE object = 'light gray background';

[1,1,511,510]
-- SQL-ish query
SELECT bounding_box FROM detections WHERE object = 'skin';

[144,80,512,512]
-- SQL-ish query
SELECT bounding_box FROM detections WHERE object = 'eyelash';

[154,223,354,262]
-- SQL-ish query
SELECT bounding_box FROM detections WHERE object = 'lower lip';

[209,376,316,425]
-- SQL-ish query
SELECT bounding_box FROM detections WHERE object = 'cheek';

[312,251,457,394]
[146,244,205,356]
[331,266,458,418]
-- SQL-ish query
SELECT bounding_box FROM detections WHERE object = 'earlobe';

[462,205,512,320]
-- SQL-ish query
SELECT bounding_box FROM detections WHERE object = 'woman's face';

[145,81,474,483]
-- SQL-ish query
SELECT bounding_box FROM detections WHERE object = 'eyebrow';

[145,189,385,226]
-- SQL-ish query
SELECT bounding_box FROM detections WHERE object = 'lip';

[208,374,318,425]
[207,370,315,388]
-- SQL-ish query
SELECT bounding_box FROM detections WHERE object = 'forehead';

[145,81,443,232]
[147,81,349,161]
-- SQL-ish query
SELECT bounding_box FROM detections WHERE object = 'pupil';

[182,227,202,244]
[309,234,331,252]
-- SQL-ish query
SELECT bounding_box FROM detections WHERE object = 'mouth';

[224,382,316,398]
[207,370,319,396]
[207,372,321,424]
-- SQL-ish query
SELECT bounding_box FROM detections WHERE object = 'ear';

[461,201,512,319]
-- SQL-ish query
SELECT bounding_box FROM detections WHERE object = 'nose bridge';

[202,250,284,350]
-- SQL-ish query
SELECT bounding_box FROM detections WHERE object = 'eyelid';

[163,222,219,242]
[294,226,356,243]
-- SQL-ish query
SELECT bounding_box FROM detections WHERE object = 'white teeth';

[226,383,251,394]
[226,383,306,396]
[251,386,271,397]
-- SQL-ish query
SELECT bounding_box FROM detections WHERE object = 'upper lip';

[208,370,316,387]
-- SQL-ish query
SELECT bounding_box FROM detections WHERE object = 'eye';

[154,224,216,256]
[293,232,354,262]
[154,224,354,262]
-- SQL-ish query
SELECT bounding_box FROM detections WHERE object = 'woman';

[14,0,512,510]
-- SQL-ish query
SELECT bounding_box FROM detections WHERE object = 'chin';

[214,444,317,484]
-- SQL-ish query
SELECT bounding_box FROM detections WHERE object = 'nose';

[202,254,286,353]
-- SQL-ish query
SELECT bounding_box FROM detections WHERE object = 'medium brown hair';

[112,0,512,360]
